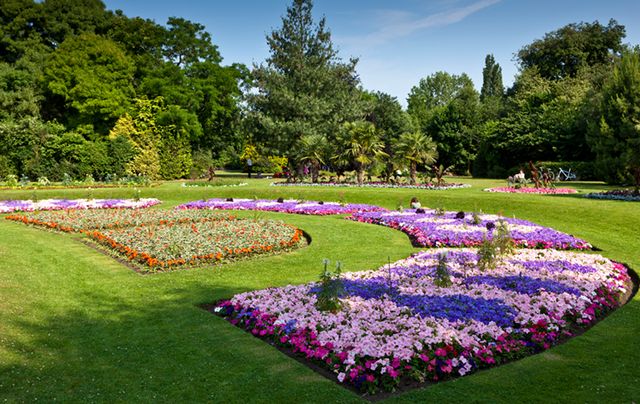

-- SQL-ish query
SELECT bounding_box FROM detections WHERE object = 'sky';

[103,0,640,106]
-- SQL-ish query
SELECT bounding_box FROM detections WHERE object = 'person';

[514,169,525,182]
[410,197,421,209]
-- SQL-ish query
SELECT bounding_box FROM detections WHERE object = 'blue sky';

[103,0,640,106]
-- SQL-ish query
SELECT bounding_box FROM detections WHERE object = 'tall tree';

[517,19,626,80]
[480,54,503,100]
[44,33,135,135]
[367,91,414,180]
[588,48,640,186]
[408,72,479,173]
[246,0,367,160]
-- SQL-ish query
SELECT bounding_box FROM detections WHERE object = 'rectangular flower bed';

[86,218,305,271]
[213,248,630,394]
[347,210,591,250]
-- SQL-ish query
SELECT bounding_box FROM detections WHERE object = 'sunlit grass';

[0,177,638,402]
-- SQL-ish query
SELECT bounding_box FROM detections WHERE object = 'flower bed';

[484,187,577,194]
[176,198,386,215]
[347,210,591,250]
[0,198,160,213]
[213,248,631,394]
[6,209,234,233]
[86,218,304,271]
[181,181,248,188]
[271,181,470,190]
[584,190,640,202]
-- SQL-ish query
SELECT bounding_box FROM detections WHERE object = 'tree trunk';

[410,162,417,185]
[311,162,320,183]
[356,164,365,185]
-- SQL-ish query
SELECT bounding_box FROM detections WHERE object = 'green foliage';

[315,259,344,313]
[588,48,640,187]
[477,220,514,271]
[296,134,329,182]
[335,121,387,184]
[393,131,438,184]
[246,0,368,160]
[433,252,452,287]
[475,67,598,177]
[517,19,625,80]
[41,132,110,181]
[408,71,479,173]
[481,54,504,100]
[44,33,135,134]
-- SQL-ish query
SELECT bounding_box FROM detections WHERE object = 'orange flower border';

[84,226,304,272]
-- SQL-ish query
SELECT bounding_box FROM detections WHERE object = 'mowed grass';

[0,177,638,403]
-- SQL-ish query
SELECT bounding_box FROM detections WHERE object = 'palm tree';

[393,131,438,184]
[296,134,329,183]
[335,121,387,184]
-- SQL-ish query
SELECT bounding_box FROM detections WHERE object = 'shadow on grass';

[0,287,359,403]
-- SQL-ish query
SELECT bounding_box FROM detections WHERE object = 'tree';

[44,33,135,135]
[408,72,479,173]
[366,91,414,180]
[393,131,438,184]
[163,17,221,67]
[588,49,640,187]
[517,19,626,80]
[246,0,367,159]
[481,54,503,100]
[295,134,329,182]
[335,121,386,184]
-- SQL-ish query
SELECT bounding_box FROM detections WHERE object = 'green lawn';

[0,178,638,402]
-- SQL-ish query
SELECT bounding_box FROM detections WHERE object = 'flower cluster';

[347,210,591,250]
[6,209,234,233]
[0,198,160,213]
[271,182,471,190]
[584,190,640,202]
[214,248,630,394]
[484,187,577,194]
[87,218,304,271]
[175,198,386,215]
[181,182,248,188]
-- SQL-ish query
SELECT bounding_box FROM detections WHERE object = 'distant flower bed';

[271,181,471,190]
[176,198,386,215]
[181,181,248,188]
[6,209,233,233]
[213,248,630,394]
[484,187,577,194]
[584,190,640,202]
[0,198,160,213]
[86,218,304,271]
[347,210,591,250]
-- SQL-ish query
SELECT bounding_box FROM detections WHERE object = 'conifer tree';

[246,0,367,161]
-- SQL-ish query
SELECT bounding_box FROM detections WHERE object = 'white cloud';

[337,0,501,49]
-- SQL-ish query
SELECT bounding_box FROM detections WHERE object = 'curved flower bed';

[271,181,470,190]
[6,209,234,233]
[584,190,640,202]
[0,198,160,213]
[214,248,630,394]
[176,198,386,215]
[86,218,304,271]
[484,187,577,194]
[347,210,591,250]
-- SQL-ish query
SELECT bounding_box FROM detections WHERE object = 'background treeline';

[1,0,639,186]
[0,0,245,181]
